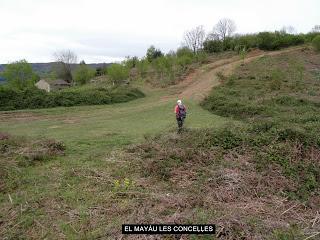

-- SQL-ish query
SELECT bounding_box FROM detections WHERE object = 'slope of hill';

[0,62,111,79]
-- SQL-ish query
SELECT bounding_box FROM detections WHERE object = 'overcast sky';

[0,0,319,63]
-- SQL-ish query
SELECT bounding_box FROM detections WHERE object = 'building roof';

[36,79,50,85]
[51,79,71,86]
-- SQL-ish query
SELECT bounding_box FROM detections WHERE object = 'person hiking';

[174,100,187,133]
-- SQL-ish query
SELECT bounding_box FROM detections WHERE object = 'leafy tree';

[107,63,129,85]
[1,59,39,90]
[146,46,163,62]
[153,56,174,85]
[74,61,95,85]
[95,63,108,76]
[124,56,139,69]
[136,59,149,78]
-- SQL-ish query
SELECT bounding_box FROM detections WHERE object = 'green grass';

[0,87,228,239]
[0,89,226,148]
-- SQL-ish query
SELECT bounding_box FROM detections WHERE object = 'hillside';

[0,62,111,79]
[0,47,319,239]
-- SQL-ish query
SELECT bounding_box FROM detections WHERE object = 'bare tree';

[184,25,206,54]
[53,50,78,83]
[312,25,320,32]
[281,25,296,34]
[210,18,236,41]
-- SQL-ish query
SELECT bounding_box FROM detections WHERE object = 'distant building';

[35,80,51,92]
[35,79,71,92]
[50,79,71,91]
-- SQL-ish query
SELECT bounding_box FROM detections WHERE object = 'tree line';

[184,20,320,54]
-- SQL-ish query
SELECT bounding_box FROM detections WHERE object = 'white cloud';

[0,0,319,63]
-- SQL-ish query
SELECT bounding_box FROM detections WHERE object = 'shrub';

[176,55,193,69]
[257,32,305,50]
[176,47,194,58]
[194,51,208,64]
[312,35,320,51]
[203,40,223,53]
[146,45,163,62]
[0,86,144,110]
[304,32,320,43]
[233,34,259,50]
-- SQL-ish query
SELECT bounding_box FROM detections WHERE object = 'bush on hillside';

[176,47,194,58]
[304,32,320,43]
[176,55,193,69]
[233,34,259,50]
[257,32,305,50]
[312,35,320,51]
[203,40,223,53]
[146,45,163,62]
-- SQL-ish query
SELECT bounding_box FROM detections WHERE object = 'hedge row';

[0,86,145,110]
[204,32,320,53]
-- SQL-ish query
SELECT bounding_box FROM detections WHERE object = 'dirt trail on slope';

[176,46,304,102]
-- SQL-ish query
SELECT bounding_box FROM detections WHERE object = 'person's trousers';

[176,117,184,129]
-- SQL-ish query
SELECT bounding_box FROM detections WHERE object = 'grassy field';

[0,88,227,149]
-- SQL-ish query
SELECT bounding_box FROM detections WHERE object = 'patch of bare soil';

[0,111,81,125]
[0,112,48,122]
[0,132,10,140]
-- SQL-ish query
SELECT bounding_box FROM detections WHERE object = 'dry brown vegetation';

[0,133,65,192]
[106,128,319,239]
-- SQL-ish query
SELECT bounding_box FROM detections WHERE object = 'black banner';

[122,224,215,235]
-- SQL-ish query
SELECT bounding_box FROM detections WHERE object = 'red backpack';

[178,105,186,118]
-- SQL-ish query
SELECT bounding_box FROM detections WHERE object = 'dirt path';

[176,46,304,102]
